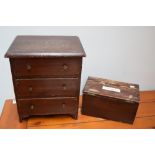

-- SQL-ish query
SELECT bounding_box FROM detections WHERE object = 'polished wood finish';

[82,94,138,124]
[0,92,155,129]
[5,36,85,121]
[15,78,79,98]
[18,97,78,119]
[5,36,86,58]
[83,76,140,102]
[0,100,27,129]
[82,77,140,124]
[12,58,82,78]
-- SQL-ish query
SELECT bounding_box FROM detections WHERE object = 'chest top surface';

[5,36,86,58]
[83,76,140,103]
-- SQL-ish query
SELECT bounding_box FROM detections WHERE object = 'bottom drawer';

[17,97,78,119]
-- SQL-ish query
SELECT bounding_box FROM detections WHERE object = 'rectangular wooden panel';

[82,94,138,124]
[18,97,78,119]
[15,78,79,98]
[5,36,86,58]
[11,57,82,78]
[29,116,155,129]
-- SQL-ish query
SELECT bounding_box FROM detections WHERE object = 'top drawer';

[11,57,82,78]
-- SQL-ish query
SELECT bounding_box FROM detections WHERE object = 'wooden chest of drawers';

[81,77,140,124]
[5,36,86,122]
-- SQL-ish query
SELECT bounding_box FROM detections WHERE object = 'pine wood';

[28,116,155,129]
[0,100,27,129]
[0,91,155,129]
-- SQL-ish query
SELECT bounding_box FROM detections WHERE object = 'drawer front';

[11,58,82,78]
[15,78,79,98]
[18,97,78,118]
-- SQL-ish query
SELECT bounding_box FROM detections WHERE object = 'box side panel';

[81,94,139,124]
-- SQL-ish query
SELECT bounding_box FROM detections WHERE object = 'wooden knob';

[62,84,67,90]
[27,64,31,70]
[30,104,34,110]
[63,64,68,71]
[28,86,33,92]
[62,103,65,109]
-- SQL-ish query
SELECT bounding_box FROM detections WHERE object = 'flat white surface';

[0,26,155,114]
[0,0,155,25]
[0,130,155,155]
[102,86,121,93]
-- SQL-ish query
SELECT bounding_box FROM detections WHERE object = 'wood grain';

[5,36,86,58]
[83,76,140,102]
[1,91,155,129]
[6,36,85,122]
[12,57,82,78]
[28,116,155,129]
[15,78,79,98]
[82,76,140,124]
[28,91,155,129]
[0,100,27,129]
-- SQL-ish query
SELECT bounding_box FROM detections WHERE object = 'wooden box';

[5,36,86,122]
[81,77,140,124]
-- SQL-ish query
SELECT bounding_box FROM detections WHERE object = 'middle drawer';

[15,78,79,98]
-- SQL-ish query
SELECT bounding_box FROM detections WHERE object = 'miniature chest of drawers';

[5,36,86,122]
[82,77,140,124]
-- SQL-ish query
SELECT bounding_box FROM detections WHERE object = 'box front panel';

[82,94,139,124]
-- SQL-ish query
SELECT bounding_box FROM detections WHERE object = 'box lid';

[5,36,86,58]
[83,76,140,103]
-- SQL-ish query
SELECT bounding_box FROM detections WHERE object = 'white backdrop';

[0,26,155,114]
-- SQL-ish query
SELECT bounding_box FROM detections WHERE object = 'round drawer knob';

[27,64,32,71]
[63,64,68,71]
[62,103,65,109]
[62,84,67,90]
[28,86,33,92]
[30,104,34,110]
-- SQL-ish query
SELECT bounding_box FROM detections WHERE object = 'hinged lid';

[5,36,86,58]
[83,76,140,103]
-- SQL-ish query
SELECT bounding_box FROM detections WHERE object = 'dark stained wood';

[82,94,139,124]
[82,76,140,124]
[5,36,86,58]
[5,36,85,122]
[27,101,155,128]
[11,57,82,78]
[1,92,155,129]
[15,78,80,98]
[83,76,140,102]
[18,97,78,119]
